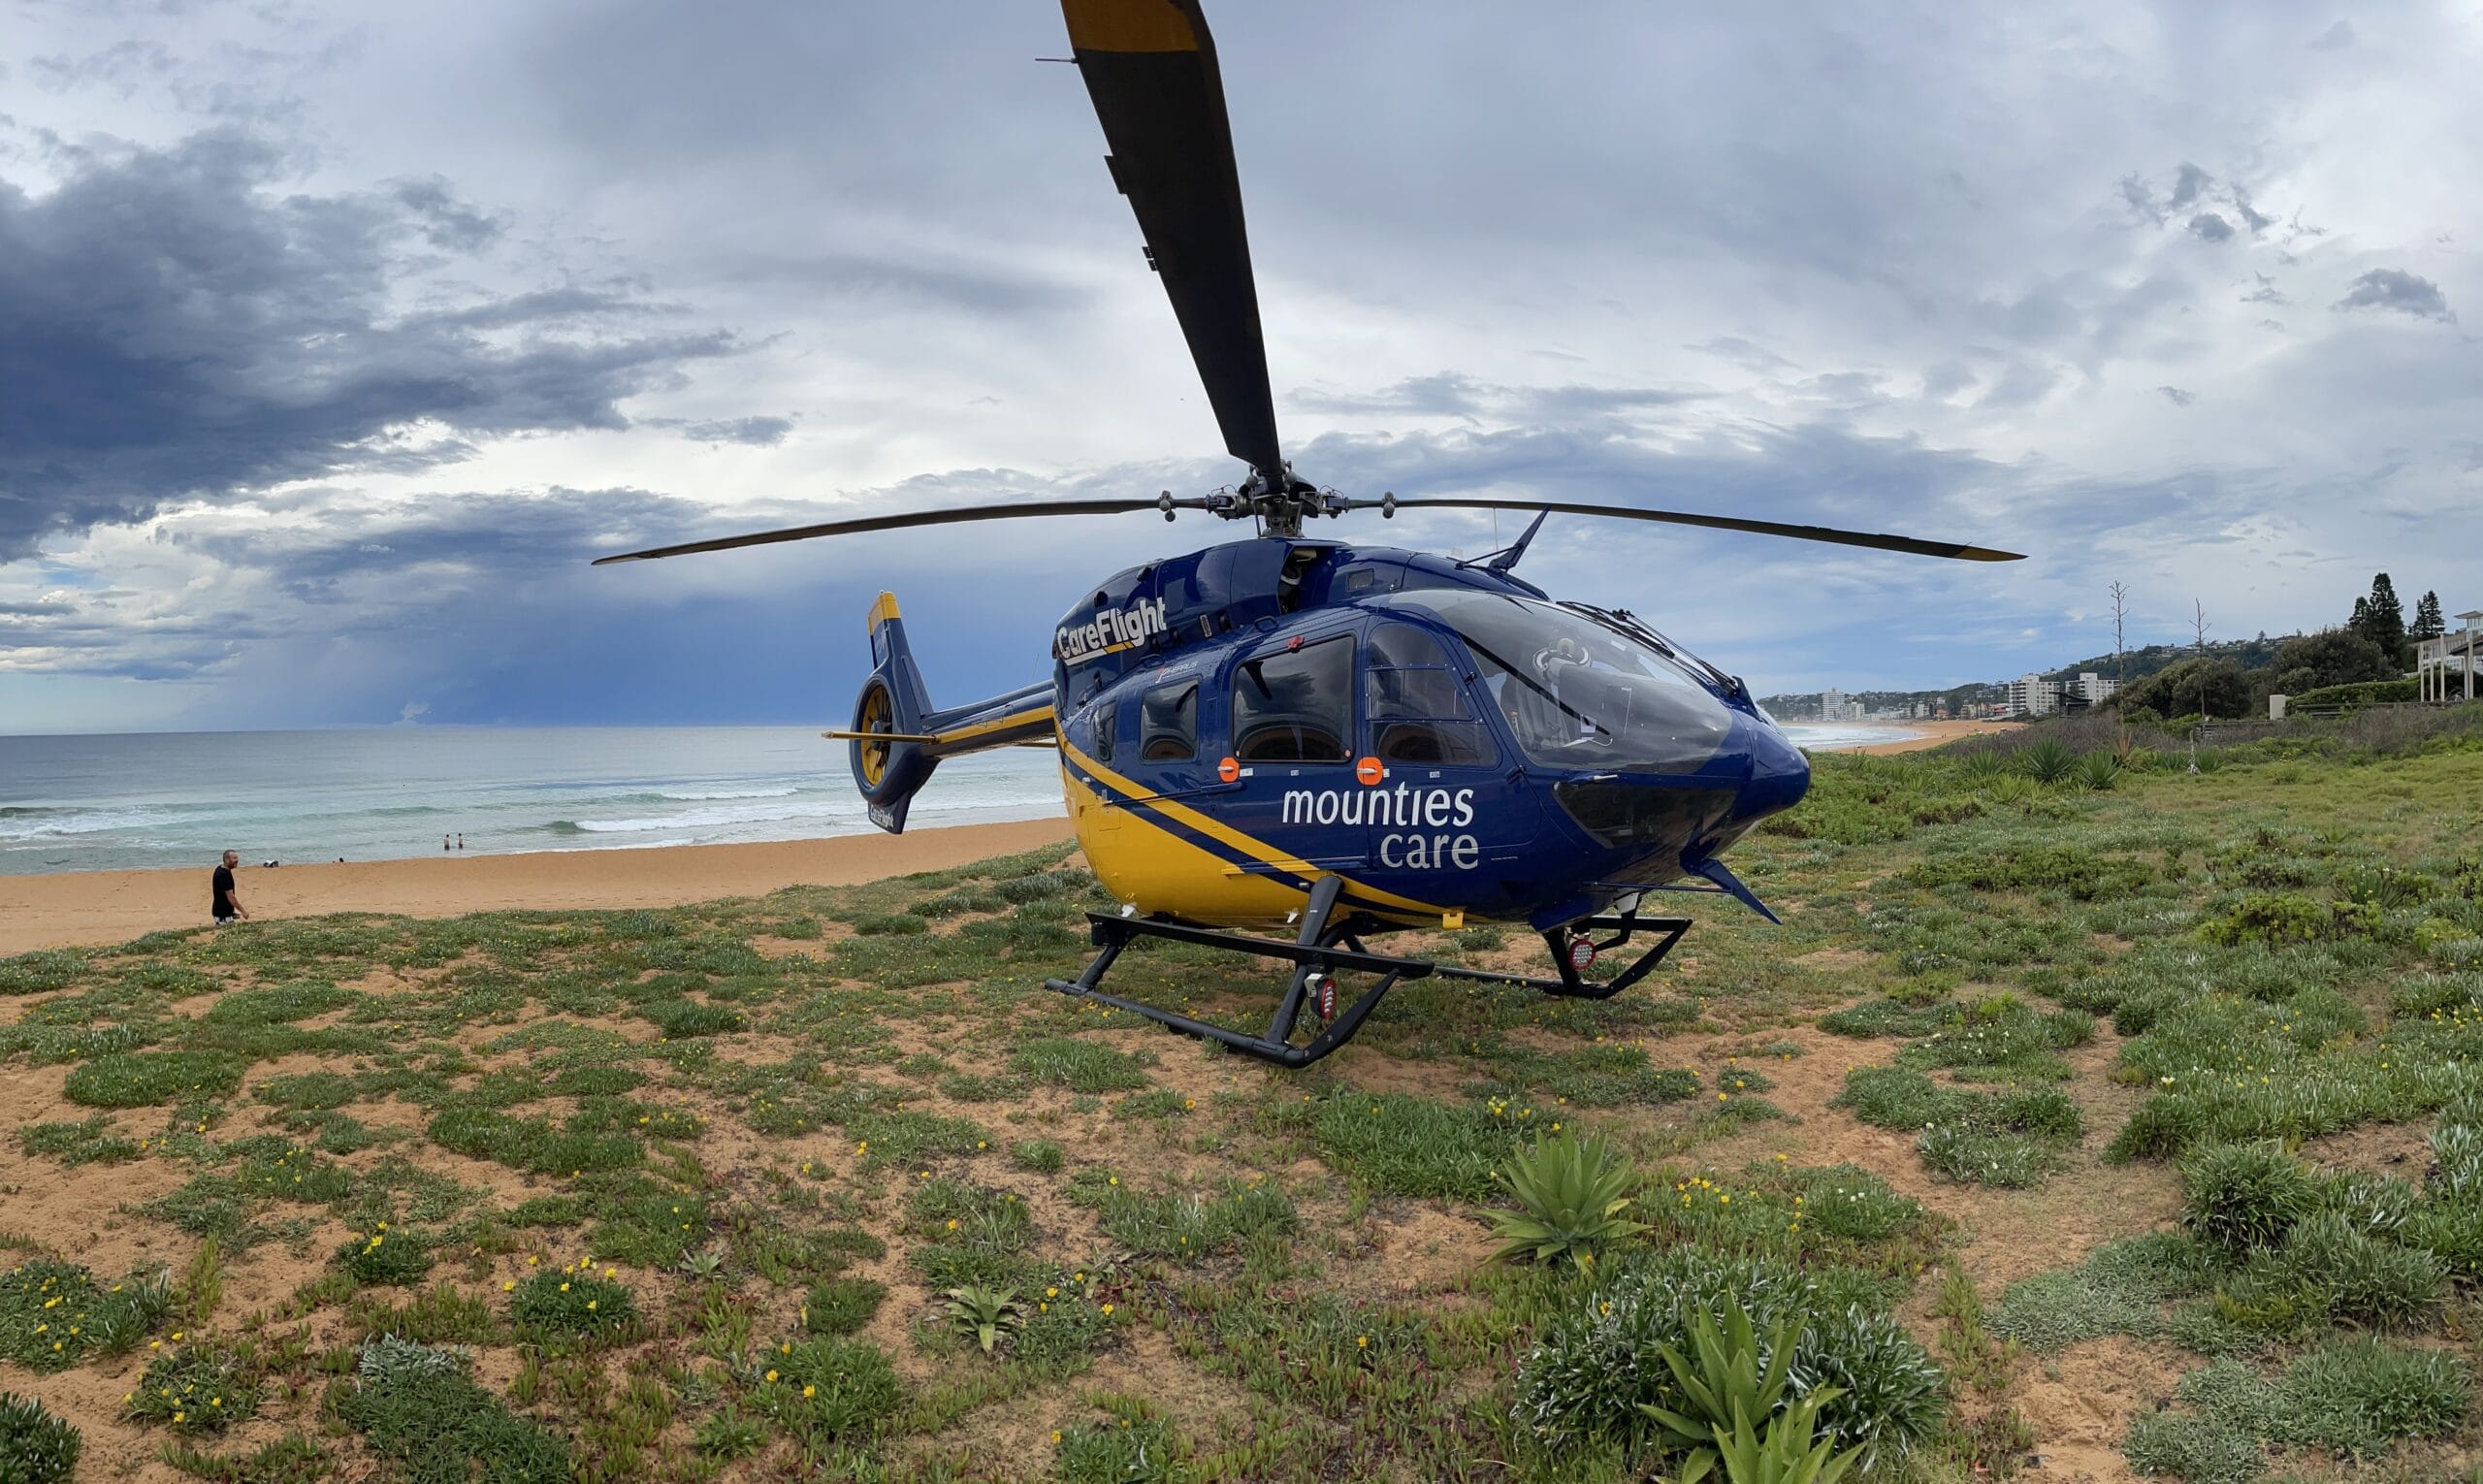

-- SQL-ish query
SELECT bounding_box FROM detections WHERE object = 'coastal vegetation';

[2,704,2482,1479]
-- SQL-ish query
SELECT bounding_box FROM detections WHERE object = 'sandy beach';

[0,723,2010,957]
[1845,719,2014,754]
[0,817,1076,956]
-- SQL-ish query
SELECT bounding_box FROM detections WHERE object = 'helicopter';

[597,0,2022,1067]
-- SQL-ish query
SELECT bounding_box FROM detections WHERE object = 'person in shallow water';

[211,850,249,925]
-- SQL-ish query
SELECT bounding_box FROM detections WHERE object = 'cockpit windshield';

[1376,591,1734,773]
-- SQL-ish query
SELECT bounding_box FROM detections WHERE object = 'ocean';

[0,723,1913,877]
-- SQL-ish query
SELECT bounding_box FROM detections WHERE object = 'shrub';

[0,1261,173,1370]
[123,1344,259,1434]
[2276,1337,2470,1459]
[1011,1139,1065,1173]
[2180,1143,2315,1251]
[803,1276,887,1337]
[2273,1213,2446,1329]
[336,1227,434,1287]
[511,1271,637,1337]
[1513,1250,1943,1470]
[752,1336,902,1443]
[2121,1411,2262,1484]
[0,1393,80,1484]
[645,1000,744,1039]
[1641,1300,1801,1479]
[2016,739,2079,785]
[340,1337,568,1483]
[64,1051,244,1108]
[941,1285,1027,1354]
[1486,1131,1645,1273]
[2074,751,2122,791]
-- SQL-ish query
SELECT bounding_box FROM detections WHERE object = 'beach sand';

[0,723,2012,956]
[1846,719,2014,755]
[0,817,1075,956]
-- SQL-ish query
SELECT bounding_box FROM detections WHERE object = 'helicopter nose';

[1729,714,1811,824]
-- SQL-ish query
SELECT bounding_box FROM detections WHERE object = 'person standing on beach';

[211,851,249,925]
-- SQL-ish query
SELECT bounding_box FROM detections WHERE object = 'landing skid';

[1041,876,1692,1067]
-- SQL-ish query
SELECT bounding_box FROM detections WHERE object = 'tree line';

[2112,574,2459,723]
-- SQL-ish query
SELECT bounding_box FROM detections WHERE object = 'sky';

[2,1,2478,733]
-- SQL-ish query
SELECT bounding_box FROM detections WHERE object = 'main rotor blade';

[591,499,1188,565]
[1062,0,1282,477]
[1366,499,2025,563]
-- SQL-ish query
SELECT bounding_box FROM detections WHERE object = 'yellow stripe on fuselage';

[1057,738,1449,923]
[933,704,1056,748]
[865,592,901,634]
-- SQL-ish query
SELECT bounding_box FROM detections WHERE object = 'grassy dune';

[4,720,2483,1481]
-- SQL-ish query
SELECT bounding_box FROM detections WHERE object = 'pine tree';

[2364,573,2407,662]
[2412,590,2446,642]
[2351,596,2370,637]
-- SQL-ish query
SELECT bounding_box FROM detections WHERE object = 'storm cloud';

[0,132,738,559]
[2332,269,2455,322]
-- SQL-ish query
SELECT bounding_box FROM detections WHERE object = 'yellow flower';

[587,1301,597,1310]
[173,1411,185,1423]
[503,1282,515,1292]
[1355,1335,1368,1348]
[767,1369,780,1382]
[1046,1287,1058,1298]
[1102,1304,1115,1315]
[560,1282,570,1292]
[1052,1431,1063,1443]
[802,1384,817,1399]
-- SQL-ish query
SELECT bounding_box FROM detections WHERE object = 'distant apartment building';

[2008,674,2061,717]
[2075,672,2119,704]
[1819,688,1864,722]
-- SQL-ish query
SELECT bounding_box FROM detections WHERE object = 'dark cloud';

[2331,269,2454,321]
[2188,212,2234,242]
[0,131,740,561]
[2169,163,2214,212]
[2157,386,2196,406]
[2241,273,2285,305]
[389,177,504,251]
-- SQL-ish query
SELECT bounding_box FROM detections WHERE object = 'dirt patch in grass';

[2014,1336,2187,1483]
[2299,1118,2434,1179]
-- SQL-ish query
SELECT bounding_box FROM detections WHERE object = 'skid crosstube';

[1041,878,1693,1066]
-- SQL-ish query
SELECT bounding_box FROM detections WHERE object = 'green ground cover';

[2,708,2480,1479]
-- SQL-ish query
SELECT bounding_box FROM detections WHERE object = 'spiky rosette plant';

[1485,1130,1644,1273]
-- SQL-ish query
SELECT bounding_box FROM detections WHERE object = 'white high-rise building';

[2008,674,2061,717]
[1819,687,1860,722]
[2076,672,2119,704]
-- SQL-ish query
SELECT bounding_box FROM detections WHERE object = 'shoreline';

[1840,719,2012,755]
[0,817,1076,956]
[2,722,2015,956]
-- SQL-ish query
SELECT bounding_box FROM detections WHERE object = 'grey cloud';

[0,130,741,561]
[2242,274,2285,305]
[2234,192,2273,234]
[2158,386,2196,406]
[675,416,795,446]
[2117,174,2164,226]
[390,177,505,251]
[1921,360,1977,398]
[1287,373,1706,425]
[2312,19,2355,49]
[2332,269,2453,321]
[2170,163,2214,212]
[2189,212,2234,242]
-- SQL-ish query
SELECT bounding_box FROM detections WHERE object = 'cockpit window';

[1376,592,1731,773]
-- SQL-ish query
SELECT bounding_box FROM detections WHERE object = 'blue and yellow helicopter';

[600,0,2021,1066]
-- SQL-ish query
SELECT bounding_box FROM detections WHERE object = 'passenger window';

[1139,682,1197,761]
[1231,637,1353,762]
[1092,700,1116,765]
[1367,622,1496,767]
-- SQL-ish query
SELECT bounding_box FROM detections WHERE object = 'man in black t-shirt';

[211,850,249,925]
